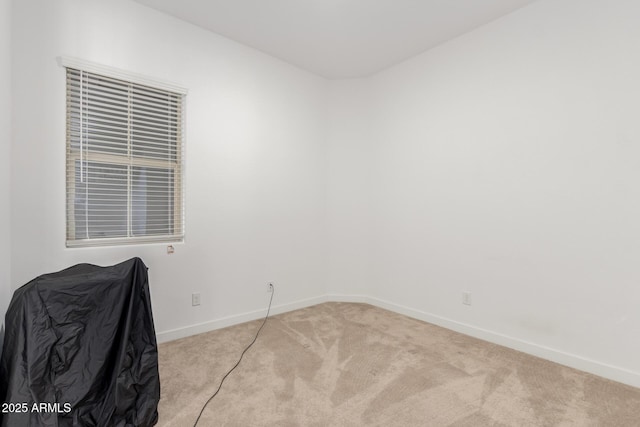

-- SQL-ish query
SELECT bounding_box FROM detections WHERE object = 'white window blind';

[65,67,184,247]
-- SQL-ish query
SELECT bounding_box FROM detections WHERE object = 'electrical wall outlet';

[462,291,471,306]
[192,293,201,306]
[267,282,274,293]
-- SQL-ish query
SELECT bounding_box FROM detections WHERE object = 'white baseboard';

[156,292,640,389]
[329,294,640,390]
[155,295,328,343]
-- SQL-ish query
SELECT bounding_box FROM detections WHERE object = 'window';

[64,63,185,247]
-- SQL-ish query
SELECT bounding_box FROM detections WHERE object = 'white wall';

[326,80,374,297]
[366,0,640,384]
[10,0,328,339]
[0,0,12,348]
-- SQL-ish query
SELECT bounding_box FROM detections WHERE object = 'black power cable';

[193,284,275,427]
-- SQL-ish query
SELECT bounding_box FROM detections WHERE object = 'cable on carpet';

[193,284,275,427]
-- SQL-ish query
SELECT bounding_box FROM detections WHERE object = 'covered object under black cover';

[0,257,160,427]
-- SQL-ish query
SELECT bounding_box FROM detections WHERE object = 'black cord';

[193,285,275,427]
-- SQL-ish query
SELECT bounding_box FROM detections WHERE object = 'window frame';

[60,57,187,248]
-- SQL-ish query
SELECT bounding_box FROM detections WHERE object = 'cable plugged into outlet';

[193,280,275,426]
[462,291,471,306]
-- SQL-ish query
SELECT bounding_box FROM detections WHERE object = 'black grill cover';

[0,258,160,427]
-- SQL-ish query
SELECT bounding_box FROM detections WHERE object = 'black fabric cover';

[0,258,159,427]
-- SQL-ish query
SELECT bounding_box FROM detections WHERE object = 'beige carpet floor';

[157,302,640,426]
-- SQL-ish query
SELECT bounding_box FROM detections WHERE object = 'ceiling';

[133,0,539,79]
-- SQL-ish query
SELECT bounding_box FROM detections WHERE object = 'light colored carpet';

[157,303,640,426]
